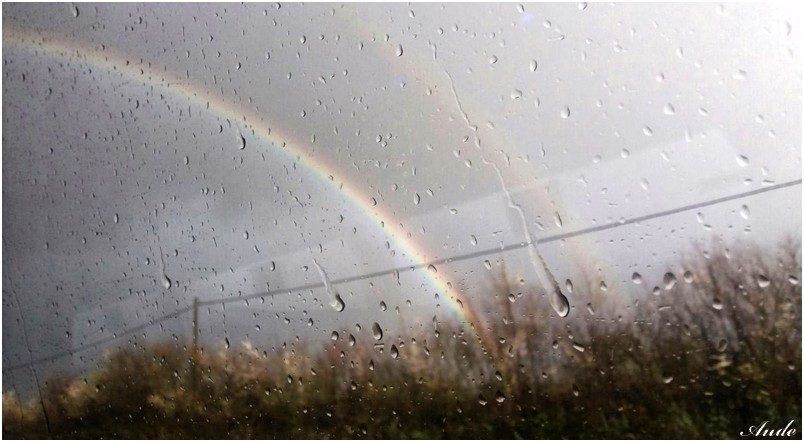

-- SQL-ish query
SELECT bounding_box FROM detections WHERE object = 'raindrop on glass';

[683,271,694,283]
[663,272,677,290]
[554,212,563,228]
[372,322,383,340]
[332,293,346,312]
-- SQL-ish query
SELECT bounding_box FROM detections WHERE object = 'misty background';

[2,3,801,398]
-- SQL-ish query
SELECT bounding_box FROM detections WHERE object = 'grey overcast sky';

[3,2,801,396]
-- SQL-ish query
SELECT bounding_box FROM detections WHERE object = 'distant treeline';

[3,239,801,439]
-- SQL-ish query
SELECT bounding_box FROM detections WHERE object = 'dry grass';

[3,239,801,439]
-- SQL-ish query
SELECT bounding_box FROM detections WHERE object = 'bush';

[3,239,801,438]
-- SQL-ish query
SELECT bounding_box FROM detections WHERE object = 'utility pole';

[190,297,199,392]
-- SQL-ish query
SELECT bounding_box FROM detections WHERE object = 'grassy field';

[3,240,801,439]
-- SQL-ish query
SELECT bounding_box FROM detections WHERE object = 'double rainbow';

[3,22,503,356]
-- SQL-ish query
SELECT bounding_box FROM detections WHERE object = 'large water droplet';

[740,204,750,219]
[238,133,246,150]
[663,272,677,290]
[632,272,643,284]
[332,294,345,312]
[390,344,399,359]
[560,106,571,119]
[736,155,749,167]
[380,301,387,311]
[495,390,506,403]
[529,59,538,72]
[372,322,383,340]
[663,103,676,115]
[551,292,570,318]
[395,44,404,57]
[757,274,771,288]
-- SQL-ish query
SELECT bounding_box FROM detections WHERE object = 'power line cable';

[4,178,800,371]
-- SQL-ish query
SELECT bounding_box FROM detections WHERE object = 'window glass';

[3,3,801,438]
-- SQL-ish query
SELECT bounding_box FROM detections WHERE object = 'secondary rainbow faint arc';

[337,4,622,303]
[3,22,500,356]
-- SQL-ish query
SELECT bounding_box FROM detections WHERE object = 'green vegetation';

[3,240,801,439]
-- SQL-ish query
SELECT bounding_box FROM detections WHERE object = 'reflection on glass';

[2,3,801,439]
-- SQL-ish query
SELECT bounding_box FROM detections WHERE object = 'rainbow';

[334,4,623,306]
[3,22,503,357]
